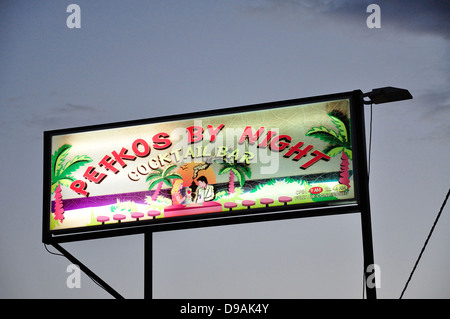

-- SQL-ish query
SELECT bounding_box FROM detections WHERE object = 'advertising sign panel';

[43,91,366,243]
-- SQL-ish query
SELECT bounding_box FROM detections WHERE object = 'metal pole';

[52,242,125,299]
[360,199,377,299]
[144,232,153,299]
[354,91,377,299]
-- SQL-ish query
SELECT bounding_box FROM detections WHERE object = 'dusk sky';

[1,0,449,299]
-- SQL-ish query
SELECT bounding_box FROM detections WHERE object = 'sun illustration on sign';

[178,162,217,188]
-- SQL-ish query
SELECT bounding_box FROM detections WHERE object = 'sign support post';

[144,231,153,299]
[361,200,377,299]
[51,242,124,299]
[354,93,377,299]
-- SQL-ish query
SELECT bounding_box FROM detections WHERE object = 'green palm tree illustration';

[51,144,92,223]
[306,110,352,188]
[218,160,251,194]
[146,164,182,201]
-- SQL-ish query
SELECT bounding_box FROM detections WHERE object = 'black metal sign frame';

[43,90,369,244]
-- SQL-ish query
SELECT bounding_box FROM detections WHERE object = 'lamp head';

[363,87,412,104]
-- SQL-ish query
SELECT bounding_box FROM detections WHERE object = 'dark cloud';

[52,103,98,114]
[245,0,450,40]
[410,89,450,141]
[0,96,102,138]
[32,103,103,130]
[338,0,449,40]
[416,89,450,122]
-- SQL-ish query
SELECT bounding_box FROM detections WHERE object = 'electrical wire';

[365,103,448,298]
[362,269,366,299]
[399,188,450,299]
[368,103,373,178]
[362,103,374,299]
[43,243,64,257]
[43,243,112,296]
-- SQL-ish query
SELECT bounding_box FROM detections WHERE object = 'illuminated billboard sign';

[43,90,367,243]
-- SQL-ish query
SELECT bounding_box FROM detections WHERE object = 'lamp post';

[359,86,412,299]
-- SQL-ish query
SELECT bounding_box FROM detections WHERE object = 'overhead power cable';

[399,188,450,299]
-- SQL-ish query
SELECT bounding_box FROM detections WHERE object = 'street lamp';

[358,86,412,300]
[362,86,413,105]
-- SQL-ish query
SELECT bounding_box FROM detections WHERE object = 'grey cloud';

[245,0,450,40]
[33,103,104,130]
[52,103,98,114]
[337,0,449,39]
[409,88,450,141]
[0,99,103,137]
[416,89,450,120]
